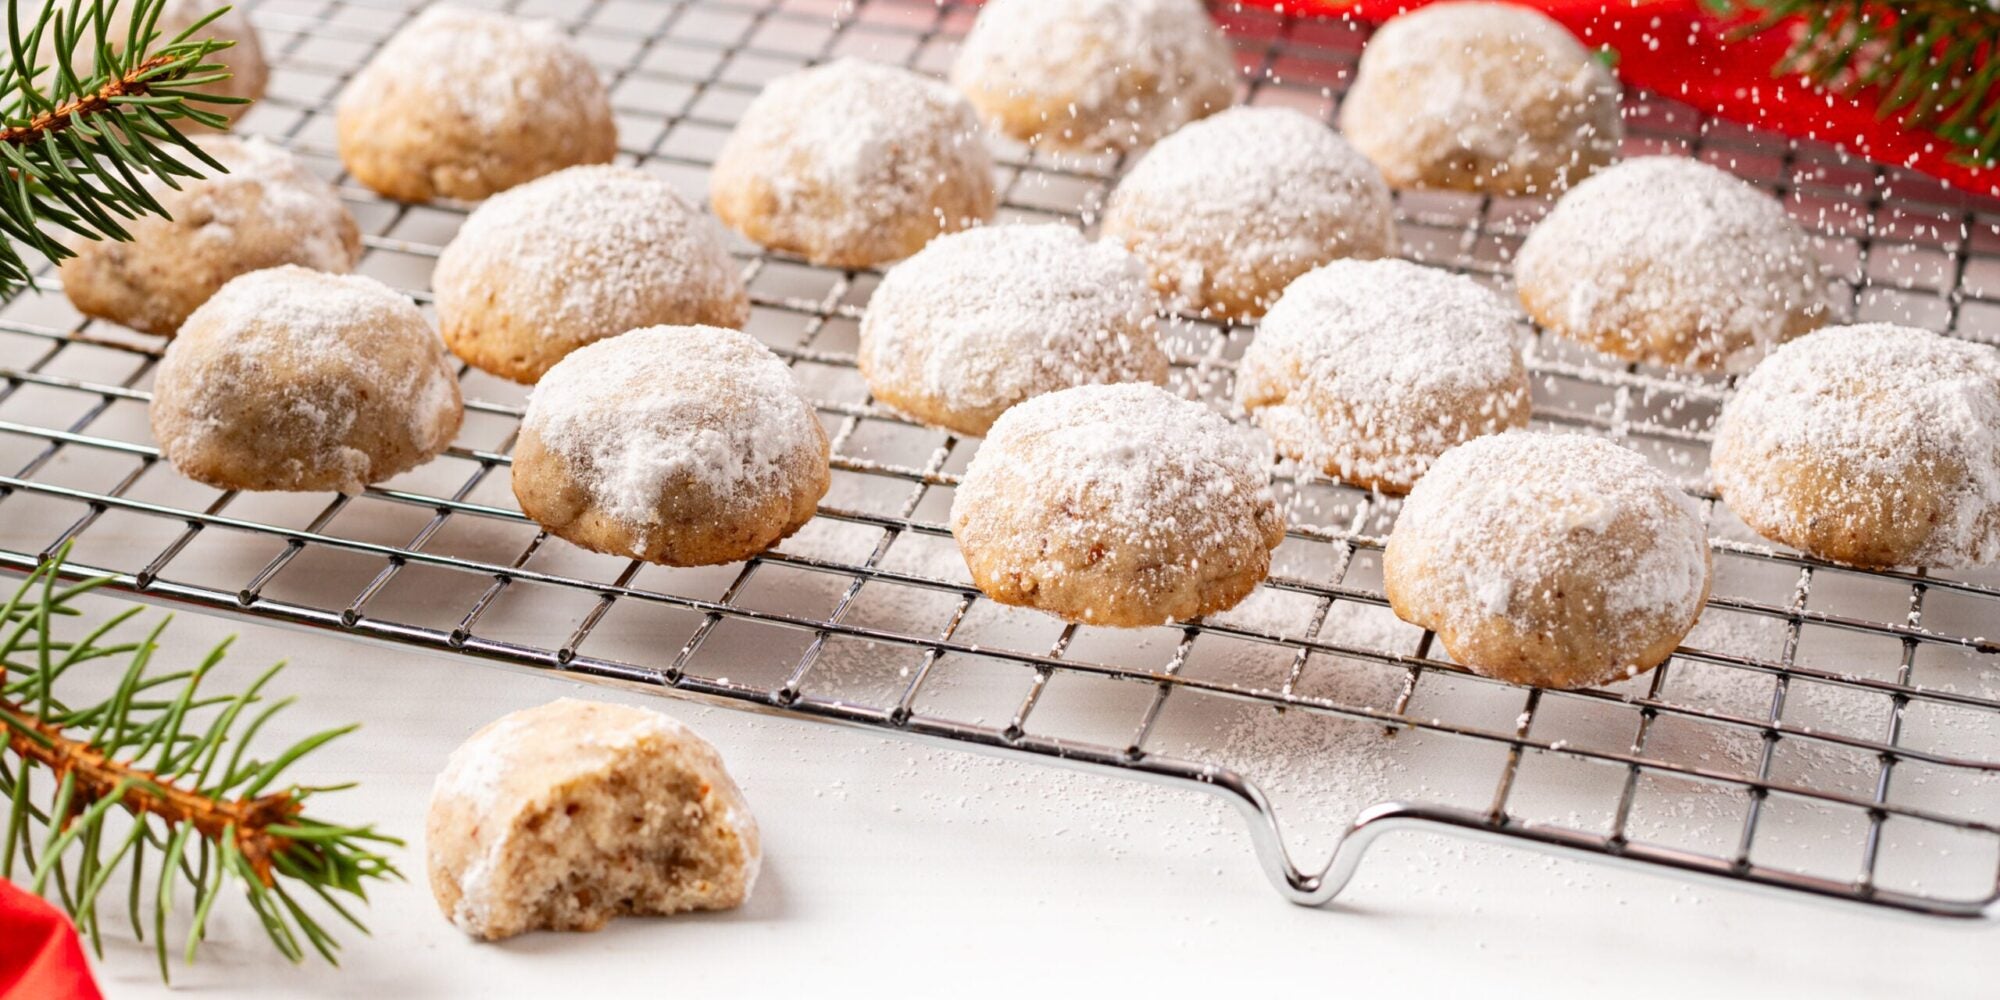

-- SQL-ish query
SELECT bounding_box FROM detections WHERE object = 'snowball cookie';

[1100,106,1396,321]
[150,267,463,493]
[1338,2,1621,195]
[513,326,830,566]
[59,137,360,336]
[951,383,1284,627]
[949,0,1236,154]
[427,698,759,941]
[1236,259,1531,494]
[434,166,748,384]
[335,6,616,203]
[40,0,268,130]
[1711,324,2000,569]
[1515,157,1829,372]
[858,225,1169,436]
[710,58,996,269]
[1384,433,1711,689]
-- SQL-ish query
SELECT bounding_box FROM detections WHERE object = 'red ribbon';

[1260,0,1996,197]
[0,880,101,1000]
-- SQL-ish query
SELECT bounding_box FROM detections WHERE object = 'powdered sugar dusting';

[1393,432,1710,638]
[175,137,355,265]
[1102,106,1396,317]
[1515,156,1830,372]
[1339,1,1622,193]
[858,224,1168,434]
[951,383,1284,624]
[154,266,460,492]
[714,58,994,260]
[1236,258,1530,490]
[337,6,603,134]
[522,326,825,542]
[434,164,746,348]
[1712,323,2000,567]
[949,0,1235,151]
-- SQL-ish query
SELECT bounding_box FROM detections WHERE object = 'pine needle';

[1707,0,2000,168]
[0,544,400,981]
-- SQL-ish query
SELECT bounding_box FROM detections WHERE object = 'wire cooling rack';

[2,0,1999,918]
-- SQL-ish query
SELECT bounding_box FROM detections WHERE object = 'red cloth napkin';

[0,880,101,1000]
[1267,0,1996,198]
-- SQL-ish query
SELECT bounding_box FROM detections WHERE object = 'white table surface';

[39,594,1980,999]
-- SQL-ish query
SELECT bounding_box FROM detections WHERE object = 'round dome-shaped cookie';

[513,326,830,566]
[40,0,268,130]
[1338,1,1622,195]
[427,698,759,941]
[1236,259,1531,493]
[60,137,360,336]
[335,6,616,202]
[1711,324,2000,569]
[1101,106,1396,321]
[1515,156,1829,372]
[1384,433,1712,689]
[710,58,996,269]
[150,267,463,493]
[858,225,1169,436]
[950,383,1284,627]
[949,0,1236,154]
[433,166,748,384]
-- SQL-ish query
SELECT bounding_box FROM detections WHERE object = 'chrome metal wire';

[1,0,1997,916]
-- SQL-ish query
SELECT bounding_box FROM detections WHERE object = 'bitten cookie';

[335,6,616,202]
[60,137,360,336]
[1101,106,1396,321]
[41,0,268,129]
[427,698,760,942]
[433,165,749,384]
[1338,1,1622,195]
[1235,259,1531,494]
[950,383,1285,627]
[710,58,996,269]
[512,326,830,566]
[1711,323,2000,569]
[949,0,1236,154]
[150,267,463,493]
[858,225,1168,436]
[1514,156,1830,372]
[1384,433,1712,690]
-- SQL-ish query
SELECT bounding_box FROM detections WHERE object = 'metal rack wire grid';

[2,0,1999,918]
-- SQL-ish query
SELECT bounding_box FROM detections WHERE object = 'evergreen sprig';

[0,547,399,980]
[0,0,236,295]
[1708,0,2000,167]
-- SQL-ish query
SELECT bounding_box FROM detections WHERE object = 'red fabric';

[0,880,101,1000]
[1267,0,1997,198]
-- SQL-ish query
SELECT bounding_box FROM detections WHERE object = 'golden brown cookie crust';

[1384,433,1713,690]
[335,7,616,203]
[950,383,1284,628]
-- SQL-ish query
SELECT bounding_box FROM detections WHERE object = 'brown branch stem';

[0,51,177,147]
[1,697,297,885]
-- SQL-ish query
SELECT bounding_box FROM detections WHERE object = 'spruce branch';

[0,545,400,980]
[0,0,239,296]
[1706,0,2000,167]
